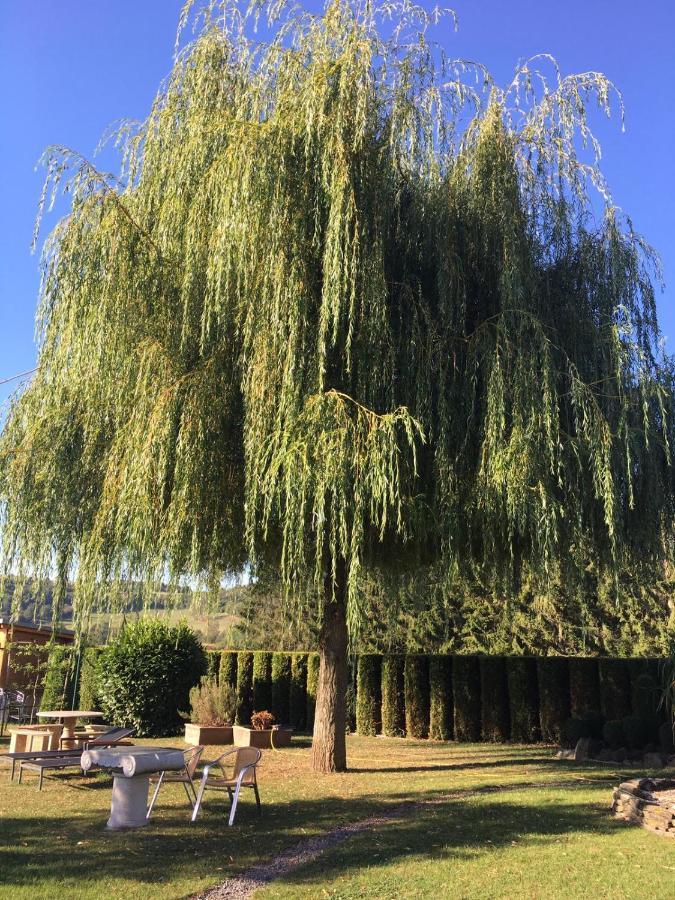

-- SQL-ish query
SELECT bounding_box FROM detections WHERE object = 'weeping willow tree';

[1,0,674,771]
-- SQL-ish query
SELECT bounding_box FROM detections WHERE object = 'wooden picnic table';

[37,710,104,745]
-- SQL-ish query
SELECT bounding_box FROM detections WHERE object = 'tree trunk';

[311,566,349,772]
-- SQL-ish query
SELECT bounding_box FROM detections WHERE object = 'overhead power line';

[0,368,37,386]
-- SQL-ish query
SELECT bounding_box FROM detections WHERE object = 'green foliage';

[96,619,205,736]
[235,651,254,726]
[537,658,570,743]
[404,655,429,739]
[356,654,381,736]
[252,651,272,712]
[561,711,604,748]
[289,653,308,731]
[569,659,601,717]
[506,657,539,743]
[77,647,103,712]
[598,659,631,720]
[189,676,237,725]
[1,1,672,668]
[381,654,405,737]
[271,652,291,723]
[659,721,675,754]
[480,657,510,742]
[219,650,238,688]
[603,719,625,749]
[40,645,77,711]
[621,715,649,748]
[306,653,320,731]
[205,650,220,681]
[428,656,453,741]
[453,656,481,742]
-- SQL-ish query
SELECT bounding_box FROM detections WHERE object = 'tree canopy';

[1,1,673,696]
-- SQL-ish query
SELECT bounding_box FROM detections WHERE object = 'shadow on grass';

[0,771,622,892]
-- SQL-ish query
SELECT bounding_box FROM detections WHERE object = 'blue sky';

[1,1,673,407]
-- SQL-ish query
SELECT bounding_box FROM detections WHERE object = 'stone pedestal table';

[81,746,185,829]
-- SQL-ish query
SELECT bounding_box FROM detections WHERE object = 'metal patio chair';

[191,747,262,826]
[146,745,204,818]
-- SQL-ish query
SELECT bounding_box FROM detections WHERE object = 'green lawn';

[1,735,673,899]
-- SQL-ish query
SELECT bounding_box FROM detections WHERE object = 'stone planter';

[184,723,233,745]
[232,725,293,749]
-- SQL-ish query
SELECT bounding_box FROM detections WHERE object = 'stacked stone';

[612,778,675,835]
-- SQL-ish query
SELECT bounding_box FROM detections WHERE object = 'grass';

[1,735,675,899]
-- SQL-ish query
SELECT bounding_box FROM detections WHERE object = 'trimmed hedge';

[205,650,220,681]
[404,655,430,739]
[306,653,320,731]
[453,656,481,742]
[429,655,453,740]
[289,653,307,730]
[356,654,381,736]
[252,651,272,712]
[599,659,632,721]
[77,647,103,713]
[41,645,77,711]
[381,654,405,737]
[235,651,254,725]
[537,657,570,743]
[506,657,539,742]
[569,658,601,717]
[219,651,238,688]
[271,652,291,724]
[480,657,510,742]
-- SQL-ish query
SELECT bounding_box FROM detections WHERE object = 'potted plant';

[184,677,236,745]
[233,709,294,748]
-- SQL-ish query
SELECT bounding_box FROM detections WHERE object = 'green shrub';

[356,654,381,736]
[189,677,237,725]
[622,715,649,749]
[630,667,662,732]
[219,651,238,688]
[381,654,405,737]
[97,620,206,736]
[77,647,103,712]
[429,656,453,741]
[480,657,510,742]
[306,653,320,730]
[599,659,631,720]
[659,721,674,754]
[289,653,308,730]
[603,718,625,749]
[568,658,601,717]
[404,655,429,739]
[506,657,539,743]
[252,651,273,713]
[453,656,481,742]
[235,651,254,725]
[41,645,77,711]
[271,652,291,723]
[561,711,604,748]
[537,657,570,743]
[346,661,358,733]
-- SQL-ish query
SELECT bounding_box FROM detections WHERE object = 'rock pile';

[612,778,675,836]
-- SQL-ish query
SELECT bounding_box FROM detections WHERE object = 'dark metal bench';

[18,755,95,790]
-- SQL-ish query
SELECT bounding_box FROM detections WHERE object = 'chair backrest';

[233,747,261,784]
[183,745,204,778]
[88,727,134,747]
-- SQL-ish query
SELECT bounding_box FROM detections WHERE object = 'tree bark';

[311,566,348,772]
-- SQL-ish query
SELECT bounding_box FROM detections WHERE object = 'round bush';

[621,715,649,749]
[97,619,206,736]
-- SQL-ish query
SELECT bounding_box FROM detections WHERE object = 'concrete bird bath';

[81,746,185,829]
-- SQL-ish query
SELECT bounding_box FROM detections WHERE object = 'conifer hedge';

[598,658,632,720]
[77,647,103,712]
[205,650,220,682]
[271,652,291,723]
[356,654,381,736]
[381,654,406,737]
[537,657,570,743]
[480,657,510,742]
[506,657,539,743]
[306,653,320,731]
[429,655,453,741]
[404,655,430,738]
[289,653,308,730]
[252,651,272,712]
[219,650,238,688]
[40,645,77,711]
[453,656,481,741]
[569,658,601,716]
[235,651,254,725]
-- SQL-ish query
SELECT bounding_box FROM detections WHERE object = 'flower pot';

[184,723,233,745]
[232,725,293,748]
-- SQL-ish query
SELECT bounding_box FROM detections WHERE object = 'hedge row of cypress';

[57,645,666,741]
